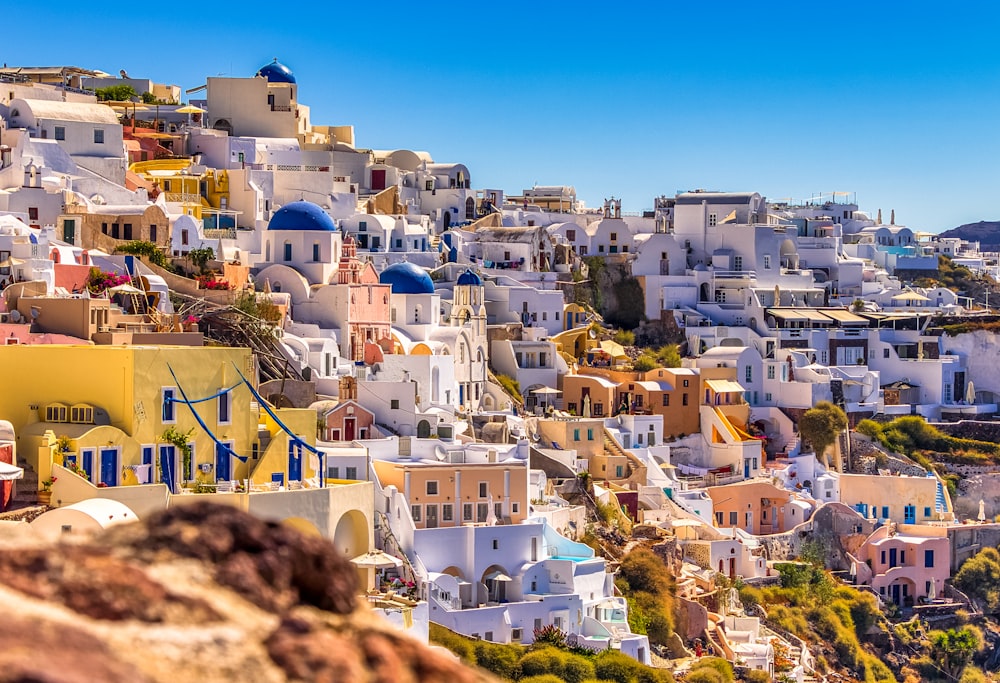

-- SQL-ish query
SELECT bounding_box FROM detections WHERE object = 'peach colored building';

[854,527,950,607]
[373,457,529,529]
[561,374,616,418]
[323,400,374,442]
[705,481,807,536]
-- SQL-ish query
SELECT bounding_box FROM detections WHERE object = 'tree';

[94,84,138,102]
[798,401,847,467]
[929,627,983,680]
[954,547,1000,612]
[140,91,158,104]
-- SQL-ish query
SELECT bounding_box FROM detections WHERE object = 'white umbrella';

[108,283,144,295]
[979,499,987,523]
[484,569,512,582]
[0,460,23,481]
[966,381,976,404]
[0,257,25,268]
[486,494,498,526]
[350,550,403,569]
[531,387,562,395]
[583,394,592,418]
[927,578,937,602]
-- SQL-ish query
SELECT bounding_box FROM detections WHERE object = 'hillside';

[0,503,496,683]
[939,221,1000,248]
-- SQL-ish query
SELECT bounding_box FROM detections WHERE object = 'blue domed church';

[260,201,342,285]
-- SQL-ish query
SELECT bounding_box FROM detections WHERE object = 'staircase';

[11,457,39,509]
[935,480,947,514]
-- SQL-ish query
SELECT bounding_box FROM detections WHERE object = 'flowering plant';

[195,275,231,290]
[42,477,57,492]
[85,268,132,295]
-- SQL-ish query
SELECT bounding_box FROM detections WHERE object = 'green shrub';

[114,240,169,268]
[429,623,476,664]
[474,641,521,679]
[519,676,565,683]
[519,647,565,678]
[689,657,733,682]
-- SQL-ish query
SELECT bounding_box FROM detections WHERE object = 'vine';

[161,426,195,477]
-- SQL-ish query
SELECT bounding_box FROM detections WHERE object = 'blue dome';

[380,262,435,295]
[457,269,482,286]
[256,59,296,84]
[267,201,336,232]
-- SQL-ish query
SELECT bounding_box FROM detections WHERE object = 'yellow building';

[0,345,318,493]
[130,158,232,221]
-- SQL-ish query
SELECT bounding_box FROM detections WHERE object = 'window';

[28,207,39,221]
[729,511,738,525]
[610,232,617,241]
[93,129,104,144]
[566,229,576,241]
[924,507,932,518]
[745,366,752,383]
[492,539,499,550]
[149,225,157,243]
[111,223,120,239]
[881,506,889,519]
[463,503,473,521]
[426,481,439,496]
[716,512,724,525]
[359,220,367,231]
[573,428,580,441]
[682,394,689,406]
[443,504,453,521]
[767,365,775,380]
[345,466,357,480]
[683,379,690,388]
[162,388,176,422]
[411,505,421,522]
[477,503,489,522]
[101,222,108,235]
[495,502,503,518]
[45,405,68,422]
[54,126,65,141]
[763,255,771,269]
[218,390,231,424]
[512,502,519,514]
[390,399,399,409]
[765,392,772,402]
[598,245,605,252]
[479,482,488,498]
[708,213,718,227]
[587,428,594,441]
[283,242,292,261]
[312,243,320,261]
[925,549,935,568]
[330,467,340,478]
[511,628,523,642]
[883,348,890,358]
[715,289,726,303]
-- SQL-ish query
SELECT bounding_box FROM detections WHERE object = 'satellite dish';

[435,445,448,461]
[29,307,40,319]
[9,310,21,323]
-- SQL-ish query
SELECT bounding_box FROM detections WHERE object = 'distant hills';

[939,220,1000,248]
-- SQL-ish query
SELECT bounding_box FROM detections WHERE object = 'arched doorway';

[466,197,476,220]
[480,564,512,605]
[443,211,451,230]
[213,119,233,135]
[417,420,431,438]
[700,283,711,302]
[333,509,369,558]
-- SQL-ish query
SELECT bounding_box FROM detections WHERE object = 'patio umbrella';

[350,550,403,570]
[0,460,24,481]
[484,569,512,582]
[0,257,25,268]
[175,104,206,127]
[583,394,592,418]
[966,380,976,404]
[108,283,144,295]
[927,579,936,602]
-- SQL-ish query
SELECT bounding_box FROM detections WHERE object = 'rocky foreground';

[0,502,496,683]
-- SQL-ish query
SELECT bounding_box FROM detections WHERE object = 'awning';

[891,291,930,301]
[766,308,808,320]
[706,379,745,393]
[484,570,512,582]
[797,310,834,323]
[531,386,562,395]
[0,461,23,481]
[822,309,868,324]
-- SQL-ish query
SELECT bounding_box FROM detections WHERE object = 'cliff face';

[0,502,495,683]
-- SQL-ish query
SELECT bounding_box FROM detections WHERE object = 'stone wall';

[849,433,927,476]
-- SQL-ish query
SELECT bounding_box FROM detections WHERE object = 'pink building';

[323,377,375,441]
[853,527,950,607]
[337,237,391,362]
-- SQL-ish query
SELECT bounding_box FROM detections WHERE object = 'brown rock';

[0,615,153,683]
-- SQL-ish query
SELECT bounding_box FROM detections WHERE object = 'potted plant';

[38,477,56,506]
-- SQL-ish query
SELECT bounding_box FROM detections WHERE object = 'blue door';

[99,448,117,487]
[82,450,94,482]
[889,548,897,568]
[904,505,916,524]
[159,445,177,494]
[215,442,230,482]
[744,459,750,479]
[271,472,285,487]
[287,442,302,482]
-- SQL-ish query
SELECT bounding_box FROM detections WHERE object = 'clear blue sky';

[8,1,1000,231]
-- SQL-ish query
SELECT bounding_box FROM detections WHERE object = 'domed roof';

[256,59,296,84]
[267,201,336,232]
[457,269,482,286]
[380,262,435,295]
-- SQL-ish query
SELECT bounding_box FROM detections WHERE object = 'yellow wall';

[0,345,313,490]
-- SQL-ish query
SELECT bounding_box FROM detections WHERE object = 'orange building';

[373,454,528,529]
